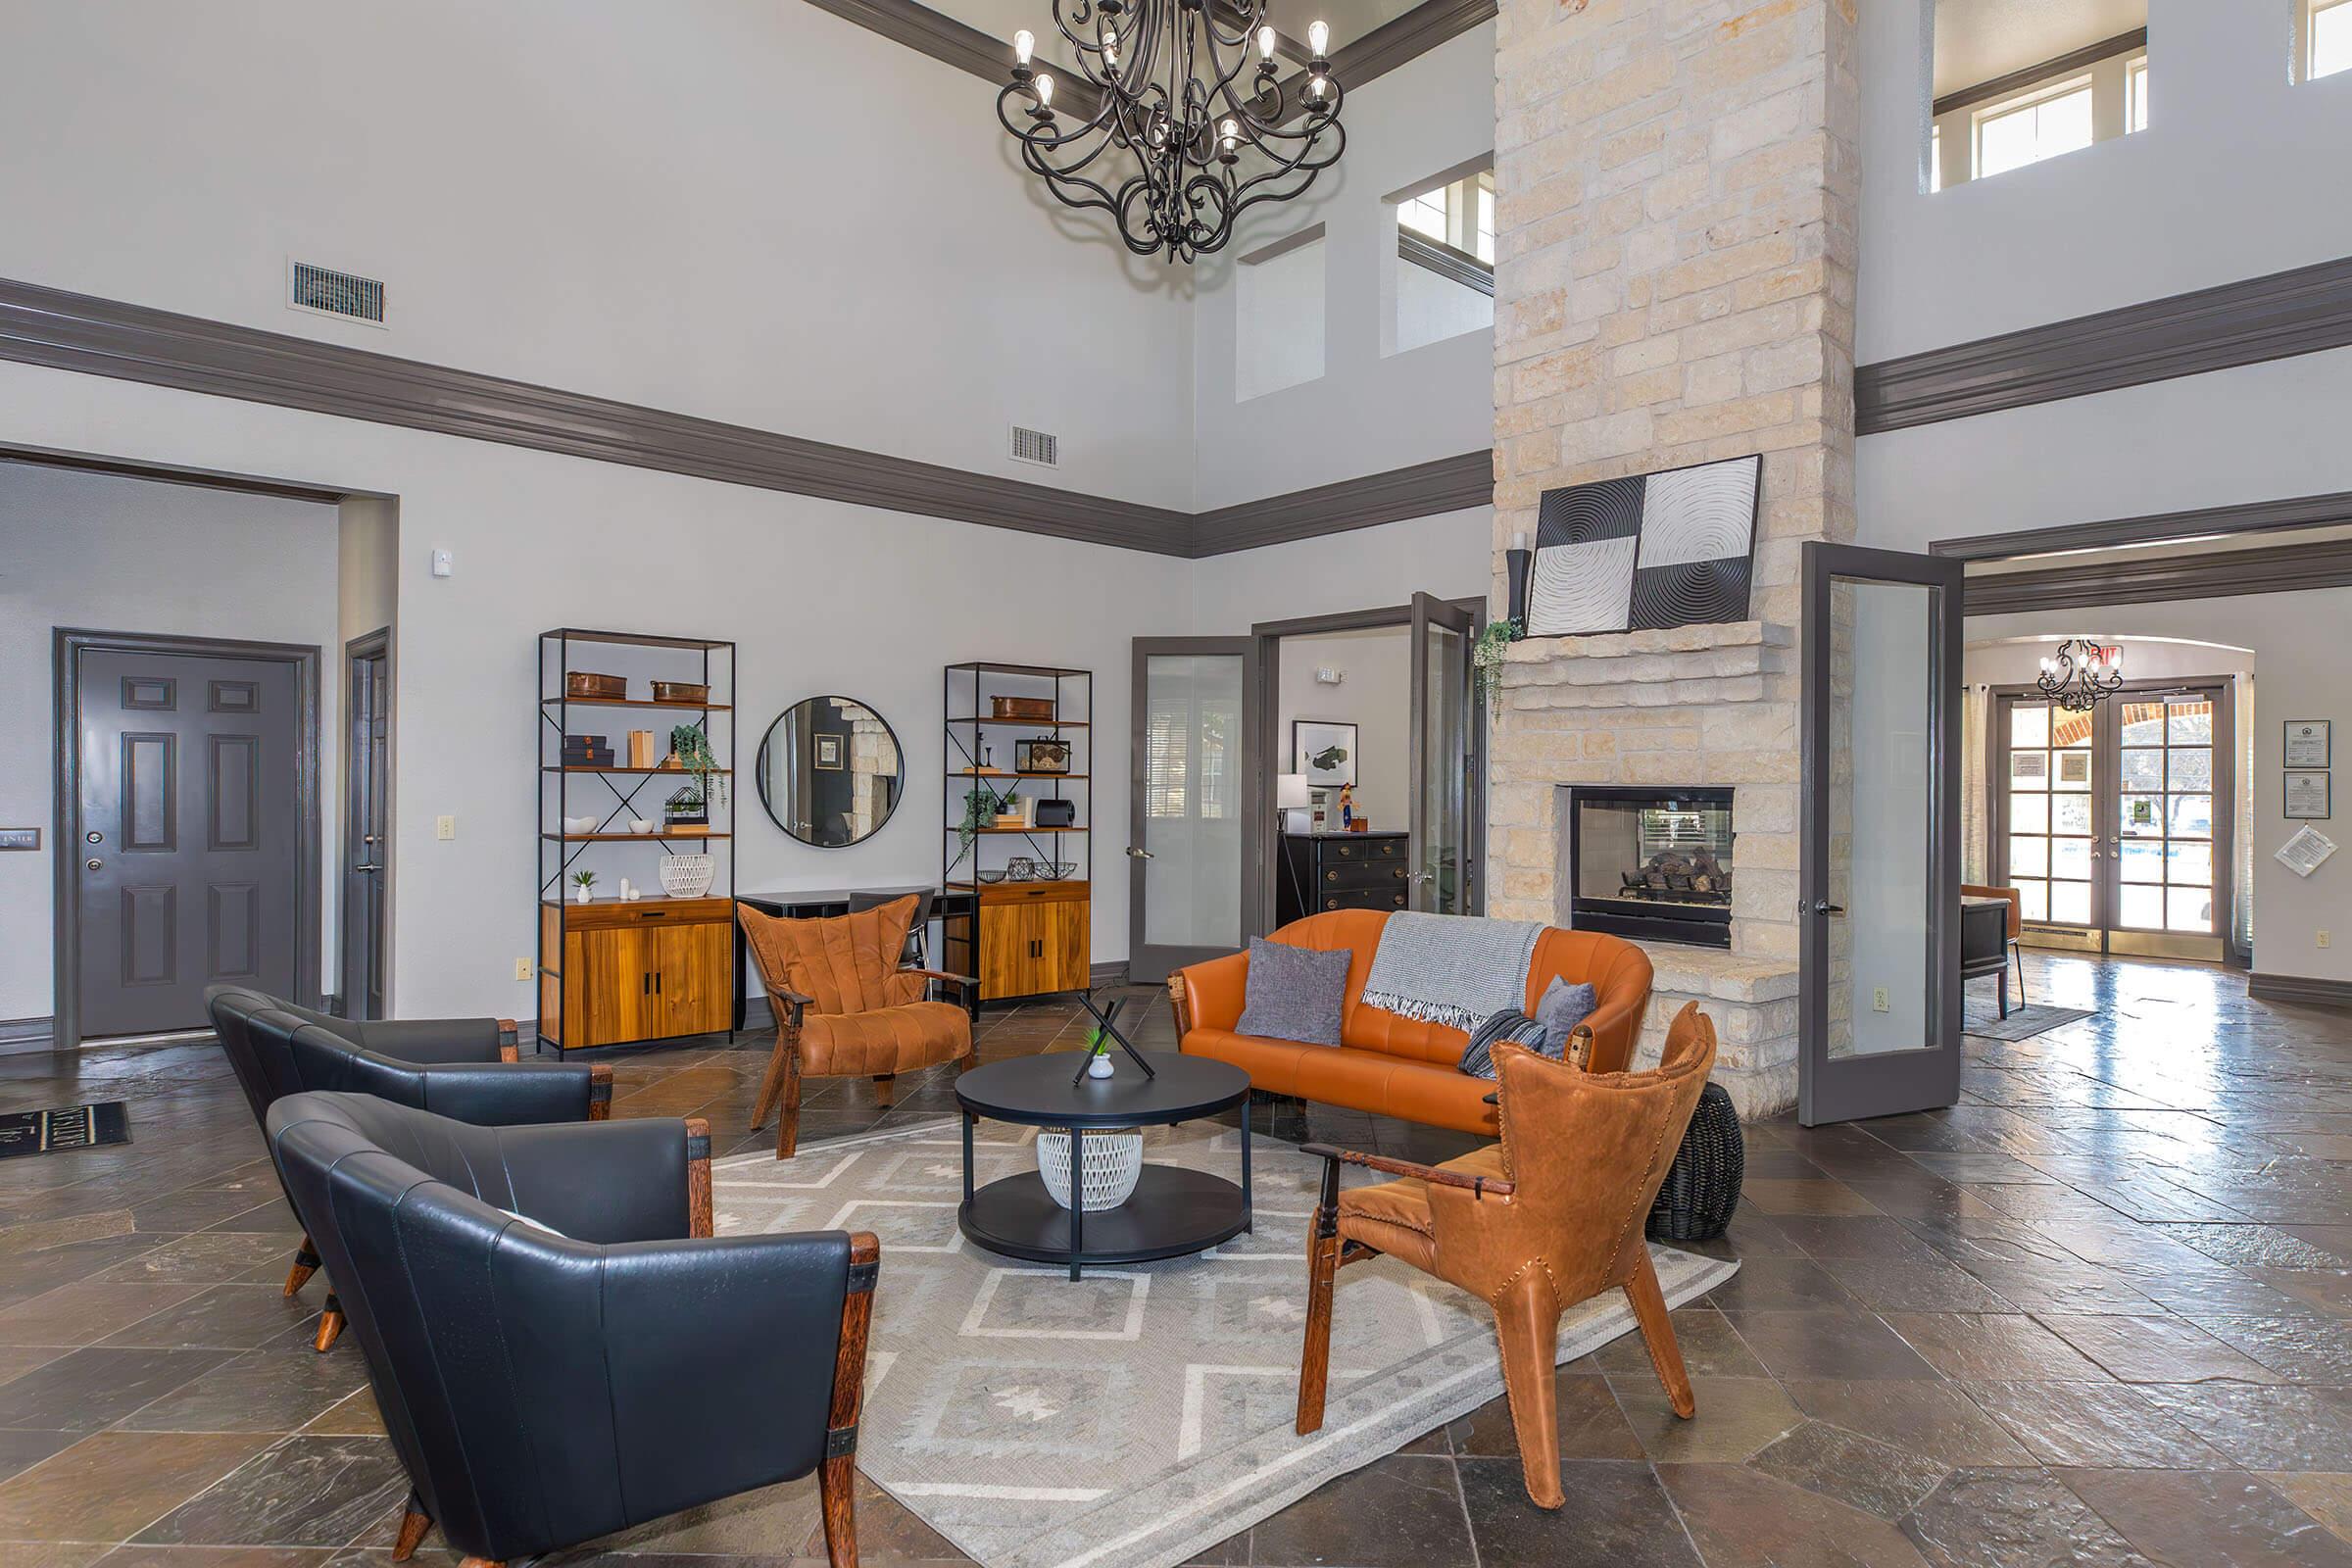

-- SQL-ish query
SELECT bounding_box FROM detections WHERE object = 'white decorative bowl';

[660,853,716,899]
[562,814,600,835]
[628,817,659,834]
[1036,1128,1144,1212]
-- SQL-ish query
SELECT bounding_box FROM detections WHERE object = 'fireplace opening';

[1564,786,1734,949]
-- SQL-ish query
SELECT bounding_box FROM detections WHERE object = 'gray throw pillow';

[1460,1008,1547,1079]
[1236,937,1351,1047]
[1534,976,1599,1060]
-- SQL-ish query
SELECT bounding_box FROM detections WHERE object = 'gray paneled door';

[72,641,308,1038]
[1128,637,1261,984]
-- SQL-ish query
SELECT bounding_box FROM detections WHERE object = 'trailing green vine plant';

[952,783,1019,869]
[1473,617,1523,718]
[667,723,728,810]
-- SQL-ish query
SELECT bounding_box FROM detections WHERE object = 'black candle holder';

[1505,545,1533,629]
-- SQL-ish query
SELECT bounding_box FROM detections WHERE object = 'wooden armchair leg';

[821,1232,881,1568]
[1297,1154,1343,1437]
[776,1050,804,1160]
[391,1494,431,1561]
[750,1033,794,1132]
[1492,1265,1565,1510]
[588,1062,613,1120]
[283,1236,320,1298]
[1623,1246,1693,1419]
[872,1073,895,1108]
[686,1118,714,1239]
[314,1292,347,1352]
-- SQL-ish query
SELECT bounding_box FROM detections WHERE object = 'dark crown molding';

[1964,536,2352,617]
[1855,254,2352,434]
[1932,27,2146,119]
[0,276,1491,558]
[1932,489,2352,562]
[1194,450,1492,556]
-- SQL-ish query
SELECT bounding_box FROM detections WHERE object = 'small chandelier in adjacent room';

[2036,638,2124,711]
[997,1,1345,263]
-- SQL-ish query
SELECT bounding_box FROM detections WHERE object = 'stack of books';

[562,734,614,767]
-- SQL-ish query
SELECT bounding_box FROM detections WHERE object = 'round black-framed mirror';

[756,696,905,849]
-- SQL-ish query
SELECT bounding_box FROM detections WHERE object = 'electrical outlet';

[1872,986,1889,1013]
[2321,929,2333,950]
[514,957,533,981]
[436,814,455,841]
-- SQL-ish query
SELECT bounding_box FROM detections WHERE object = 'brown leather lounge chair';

[1297,1001,1719,1509]
[738,892,976,1157]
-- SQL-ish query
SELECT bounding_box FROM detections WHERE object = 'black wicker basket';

[1646,1081,1743,1243]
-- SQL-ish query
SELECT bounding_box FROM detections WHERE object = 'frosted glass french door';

[1992,684,2230,960]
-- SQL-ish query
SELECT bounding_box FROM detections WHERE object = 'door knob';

[354,863,381,874]
[1126,846,1153,859]
[1812,900,1844,915]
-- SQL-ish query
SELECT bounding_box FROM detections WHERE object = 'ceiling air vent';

[287,261,386,326]
[1009,424,1060,468]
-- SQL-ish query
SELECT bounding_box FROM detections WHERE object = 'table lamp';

[1277,773,1313,835]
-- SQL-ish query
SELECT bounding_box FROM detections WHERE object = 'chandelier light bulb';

[1308,19,1330,55]
[1014,28,1034,65]
[1036,73,1054,107]
[1219,117,1240,155]
[1308,74,1330,100]
[1257,24,1276,58]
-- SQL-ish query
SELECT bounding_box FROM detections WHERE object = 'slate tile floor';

[0,951,2348,1566]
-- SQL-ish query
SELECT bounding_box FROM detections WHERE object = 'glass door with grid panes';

[1990,683,2231,961]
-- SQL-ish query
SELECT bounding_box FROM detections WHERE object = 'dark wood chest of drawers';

[1277,831,1410,925]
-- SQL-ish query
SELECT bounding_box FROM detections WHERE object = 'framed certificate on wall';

[2285,770,2331,820]
[2285,720,2331,767]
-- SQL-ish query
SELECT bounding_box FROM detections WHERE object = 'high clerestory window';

[1930,1,2147,191]
[2308,0,2352,80]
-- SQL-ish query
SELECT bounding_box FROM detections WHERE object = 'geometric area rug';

[714,1118,1738,1568]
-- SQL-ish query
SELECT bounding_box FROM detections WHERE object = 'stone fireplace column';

[1488,0,1860,1116]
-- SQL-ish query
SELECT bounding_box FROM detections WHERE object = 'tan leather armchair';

[1297,1002,1719,1509]
[738,894,976,1157]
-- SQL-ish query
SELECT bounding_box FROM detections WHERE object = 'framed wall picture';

[2285,770,2331,820]
[813,734,844,770]
[1294,720,1357,787]
[2285,719,2331,768]
[1526,453,1761,637]
[1014,736,1072,774]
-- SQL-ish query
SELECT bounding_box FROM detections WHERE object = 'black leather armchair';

[267,1091,875,1568]
[204,986,612,1350]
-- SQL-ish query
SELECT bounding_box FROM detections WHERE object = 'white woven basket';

[1036,1128,1145,1211]
[659,853,716,899]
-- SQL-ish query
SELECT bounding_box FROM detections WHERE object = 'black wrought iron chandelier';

[2036,637,2124,712]
[996,0,1345,263]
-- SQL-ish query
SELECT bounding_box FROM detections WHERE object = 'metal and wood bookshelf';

[942,662,1091,1002]
[536,629,736,1054]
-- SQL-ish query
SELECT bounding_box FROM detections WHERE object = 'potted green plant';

[1473,617,1523,718]
[1084,1024,1114,1079]
[953,782,1018,867]
[570,869,598,905]
[667,723,727,811]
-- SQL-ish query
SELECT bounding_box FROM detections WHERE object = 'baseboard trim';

[1856,253,2352,434]
[2246,972,2352,1010]
[0,1016,54,1055]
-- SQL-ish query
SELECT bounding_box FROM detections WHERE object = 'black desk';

[730,884,980,1028]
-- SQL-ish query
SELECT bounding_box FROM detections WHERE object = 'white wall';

[0,0,1198,512]
[0,464,343,1023]
[1863,0,2352,360]
[1236,238,1330,402]
[1276,625,1411,828]
[1190,25,1497,509]
[1191,507,1494,632]
[1969,591,2352,985]
[0,365,1196,1022]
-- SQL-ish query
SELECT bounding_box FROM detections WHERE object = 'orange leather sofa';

[1168,910,1653,1136]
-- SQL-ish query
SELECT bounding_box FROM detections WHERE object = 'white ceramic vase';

[1087,1053,1114,1079]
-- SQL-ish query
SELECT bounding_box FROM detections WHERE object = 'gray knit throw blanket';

[1358,912,1544,1032]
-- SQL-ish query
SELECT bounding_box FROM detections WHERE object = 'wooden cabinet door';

[979,902,1048,999]
[1043,898,1089,992]
[570,924,655,1048]
[652,921,731,1036]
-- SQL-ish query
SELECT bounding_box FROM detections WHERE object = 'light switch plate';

[436,814,456,840]
[514,957,533,981]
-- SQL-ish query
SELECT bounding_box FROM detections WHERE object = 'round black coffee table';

[956,1052,1251,1280]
